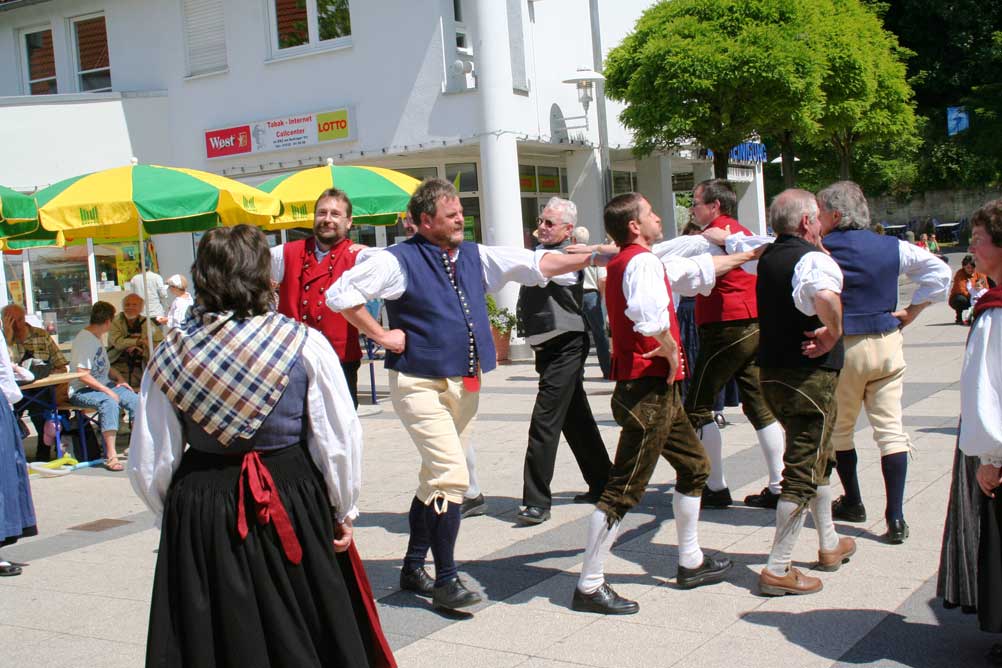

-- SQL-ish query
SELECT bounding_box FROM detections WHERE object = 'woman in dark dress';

[128,225,394,668]
[0,333,36,576]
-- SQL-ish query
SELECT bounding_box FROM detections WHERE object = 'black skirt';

[147,444,371,668]
[937,444,981,611]
[981,486,1002,633]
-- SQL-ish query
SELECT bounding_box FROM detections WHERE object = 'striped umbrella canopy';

[34,162,282,241]
[258,159,420,228]
[0,185,39,238]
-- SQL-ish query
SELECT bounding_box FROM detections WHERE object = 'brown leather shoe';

[817,537,857,572]
[759,567,822,596]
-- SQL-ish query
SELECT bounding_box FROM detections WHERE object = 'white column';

[637,155,678,239]
[566,148,605,242]
[0,253,7,308]
[737,162,768,235]
[86,239,99,304]
[22,252,34,314]
[472,0,524,316]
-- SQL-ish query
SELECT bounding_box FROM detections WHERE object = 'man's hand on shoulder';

[701,227,729,246]
[348,243,368,254]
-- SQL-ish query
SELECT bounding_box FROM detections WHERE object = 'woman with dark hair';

[938,199,1002,662]
[128,225,394,668]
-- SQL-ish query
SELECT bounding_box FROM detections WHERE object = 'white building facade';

[0,0,766,342]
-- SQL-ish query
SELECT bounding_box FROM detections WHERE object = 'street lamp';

[562,68,605,121]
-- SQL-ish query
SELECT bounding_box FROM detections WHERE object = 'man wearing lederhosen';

[756,189,856,596]
[271,188,364,407]
[816,181,950,544]
[686,179,786,510]
[514,197,612,525]
[327,178,607,612]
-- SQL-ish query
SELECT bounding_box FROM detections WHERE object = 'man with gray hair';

[817,181,950,544]
[757,189,855,596]
[514,197,612,524]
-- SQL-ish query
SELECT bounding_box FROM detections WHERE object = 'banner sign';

[205,107,353,159]
[947,106,970,136]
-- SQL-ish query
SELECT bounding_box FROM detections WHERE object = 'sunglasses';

[536,217,562,228]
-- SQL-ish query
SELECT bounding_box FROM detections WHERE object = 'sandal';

[103,459,125,472]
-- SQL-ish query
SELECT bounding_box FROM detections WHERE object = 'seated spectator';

[163,274,194,330]
[68,301,139,471]
[928,234,942,254]
[917,233,929,249]
[950,255,990,324]
[108,293,163,388]
[2,304,69,461]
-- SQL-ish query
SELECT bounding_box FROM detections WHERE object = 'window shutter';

[183,0,227,77]
[507,0,528,92]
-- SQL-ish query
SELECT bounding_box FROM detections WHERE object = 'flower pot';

[491,326,511,364]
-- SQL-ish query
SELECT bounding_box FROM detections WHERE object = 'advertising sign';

[205,107,353,159]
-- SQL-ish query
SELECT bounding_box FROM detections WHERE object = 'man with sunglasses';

[514,198,613,525]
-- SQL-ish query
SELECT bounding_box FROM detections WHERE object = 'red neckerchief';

[973,284,1002,322]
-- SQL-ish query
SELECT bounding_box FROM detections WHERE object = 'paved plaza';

[1,252,989,667]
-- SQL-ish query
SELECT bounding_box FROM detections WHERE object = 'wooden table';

[18,371,84,392]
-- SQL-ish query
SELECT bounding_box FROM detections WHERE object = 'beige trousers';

[389,371,479,505]
[832,330,911,456]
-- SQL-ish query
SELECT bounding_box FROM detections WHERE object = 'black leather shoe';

[0,563,22,577]
[701,487,732,509]
[744,487,780,509]
[885,518,910,544]
[432,576,482,610]
[461,494,487,519]
[713,413,728,429]
[516,505,551,525]
[571,583,639,615]
[676,555,733,589]
[831,495,867,522]
[573,491,602,504]
[399,566,435,596]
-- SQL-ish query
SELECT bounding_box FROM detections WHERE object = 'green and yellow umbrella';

[0,185,39,238]
[258,159,420,228]
[35,162,282,242]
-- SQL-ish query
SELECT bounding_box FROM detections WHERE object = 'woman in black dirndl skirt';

[128,226,394,668]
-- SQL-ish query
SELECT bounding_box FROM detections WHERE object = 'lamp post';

[588,0,612,203]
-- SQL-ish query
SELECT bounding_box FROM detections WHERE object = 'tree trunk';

[833,133,853,180]
[712,148,729,179]
[781,130,796,188]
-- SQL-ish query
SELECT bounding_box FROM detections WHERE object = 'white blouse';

[165,293,194,330]
[0,335,22,406]
[127,328,363,524]
[959,307,1002,466]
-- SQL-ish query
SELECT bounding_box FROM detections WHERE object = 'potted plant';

[486,295,517,363]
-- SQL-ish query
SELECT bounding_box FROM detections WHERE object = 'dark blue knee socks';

[881,452,908,521]
[403,496,430,571]
[426,502,461,585]
[835,449,862,506]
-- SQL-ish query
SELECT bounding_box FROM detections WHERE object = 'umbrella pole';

[140,223,155,354]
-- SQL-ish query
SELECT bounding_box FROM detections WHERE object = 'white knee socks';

[809,484,840,551]
[700,421,727,491]
[674,491,704,569]
[578,509,621,594]
[755,422,786,494]
[464,443,480,499]
[766,499,807,576]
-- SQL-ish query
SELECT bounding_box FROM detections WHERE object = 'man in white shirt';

[127,270,170,321]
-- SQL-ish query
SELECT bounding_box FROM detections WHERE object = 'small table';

[17,372,84,466]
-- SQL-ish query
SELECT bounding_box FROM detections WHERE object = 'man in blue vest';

[816,181,951,544]
[327,178,607,612]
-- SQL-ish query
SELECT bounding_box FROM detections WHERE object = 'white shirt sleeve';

[651,235,718,259]
[663,254,717,298]
[300,329,362,522]
[959,308,1002,465]
[478,245,551,292]
[623,253,673,336]
[725,234,774,254]
[127,372,185,523]
[0,337,22,405]
[898,240,952,305]
[354,246,385,264]
[270,244,285,283]
[792,251,844,316]
[326,250,407,311]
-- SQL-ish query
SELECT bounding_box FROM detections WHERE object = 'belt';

[237,450,303,564]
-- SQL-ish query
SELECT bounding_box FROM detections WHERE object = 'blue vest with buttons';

[823,229,901,335]
[385,235,496,378]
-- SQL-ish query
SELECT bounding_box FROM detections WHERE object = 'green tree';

[604,0,826,179]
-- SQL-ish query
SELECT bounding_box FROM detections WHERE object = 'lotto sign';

[205,107,352,159]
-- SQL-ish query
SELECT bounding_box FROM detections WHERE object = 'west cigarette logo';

[291,204,310,219]
[79,206,99,224]
[242,196,256,211]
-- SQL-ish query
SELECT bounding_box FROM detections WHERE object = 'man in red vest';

[686,179,785,510]
[271,188,363,406]
[571,192,733,616]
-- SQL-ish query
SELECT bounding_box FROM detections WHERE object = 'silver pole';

[589,0,612,203]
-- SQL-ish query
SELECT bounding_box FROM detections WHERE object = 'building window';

[22,28,58,95]
[271,0,351,54]
[452,0,468,51]
[183,0,228,77]
[28,245,94,345]
[3,253,25,307]
[72,14,112,92]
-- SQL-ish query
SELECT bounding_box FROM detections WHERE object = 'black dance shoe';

[432,576,483,610]
[744,487,780,509]
[885,518,910,544]
[700,487,732,509]
[399,566,435,596]
[460,494,487,519]
[676,555,733,589]
[573,491,602,504]
[571,583,639,615]
[516,506,551,525]
[831,495,867,522]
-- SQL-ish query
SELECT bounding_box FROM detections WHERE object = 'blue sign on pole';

[705,142,768,164]
[947,106,970,136]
